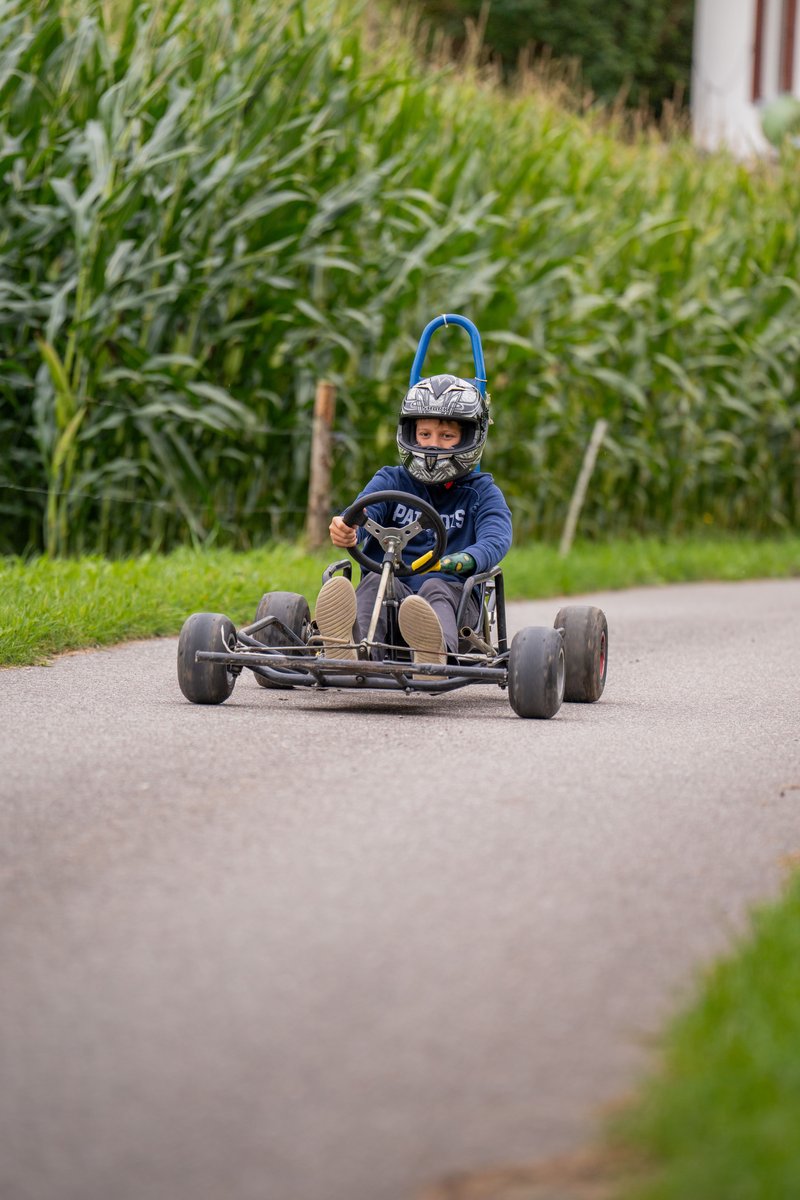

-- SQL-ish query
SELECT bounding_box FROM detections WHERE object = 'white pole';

[559,418,608,557]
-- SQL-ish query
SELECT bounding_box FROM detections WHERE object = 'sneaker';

[398,595,447,678]
[314,576,358,660]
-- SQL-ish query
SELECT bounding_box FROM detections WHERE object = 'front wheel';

[554,606,608,702]
[507,626,565,719]
[177,612,237,704]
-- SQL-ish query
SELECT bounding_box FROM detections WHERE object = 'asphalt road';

[1,579,799,1200]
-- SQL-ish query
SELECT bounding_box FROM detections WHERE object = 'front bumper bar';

[196,649,508,693]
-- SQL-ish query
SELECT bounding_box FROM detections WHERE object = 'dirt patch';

[415,1143,645,1200]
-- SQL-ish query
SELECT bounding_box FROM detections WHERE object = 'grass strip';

[613,869,800,1200]
[1,535,798,667]
[502,535,800,598]
[0,543,332,667]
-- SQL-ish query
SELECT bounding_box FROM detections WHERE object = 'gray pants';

[356,573,480,656]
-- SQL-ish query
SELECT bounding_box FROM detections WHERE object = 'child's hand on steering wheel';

[329,515,358,547]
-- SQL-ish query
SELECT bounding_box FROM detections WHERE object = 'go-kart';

[176,315,608,719]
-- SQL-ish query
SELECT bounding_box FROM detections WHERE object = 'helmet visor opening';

[414,419,470,447]
[399,418,480,454]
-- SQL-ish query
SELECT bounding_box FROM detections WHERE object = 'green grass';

[0,543,332,666]
[2,534,798,666]
[502,534,800,598]
[614,870,800,1200]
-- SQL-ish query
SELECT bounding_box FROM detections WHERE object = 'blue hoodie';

[350,465,512,592]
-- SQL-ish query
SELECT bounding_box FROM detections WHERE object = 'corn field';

[1,0,798,556]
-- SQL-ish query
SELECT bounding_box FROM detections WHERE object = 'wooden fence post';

[559,418,608,558]
[305,380,337,549]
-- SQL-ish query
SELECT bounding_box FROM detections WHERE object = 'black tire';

[508,626,565,719]
[252,591,311,690]
[554,605,608,702]
[177,612,237,705]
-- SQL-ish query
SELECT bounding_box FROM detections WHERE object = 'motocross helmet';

[397,374,490,484]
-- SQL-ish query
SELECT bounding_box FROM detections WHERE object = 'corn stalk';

[0,0,798,556]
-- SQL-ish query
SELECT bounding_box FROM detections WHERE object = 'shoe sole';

[315,576,358,660]
[398,595,447,678]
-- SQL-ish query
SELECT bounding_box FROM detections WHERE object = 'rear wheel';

[554,605,608,702]
[252,591,311,690]
[508,626,565,719]
[177,612,237,705]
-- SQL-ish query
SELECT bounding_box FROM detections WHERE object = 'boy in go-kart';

[314,373,512,667]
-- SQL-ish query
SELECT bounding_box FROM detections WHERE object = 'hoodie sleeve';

[460,478,513,574]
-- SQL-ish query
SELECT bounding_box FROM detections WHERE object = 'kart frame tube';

[195,649,507,693]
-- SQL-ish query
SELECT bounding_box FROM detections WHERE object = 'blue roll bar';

[408,314,487,397]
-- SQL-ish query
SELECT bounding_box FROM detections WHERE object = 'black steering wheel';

[340,490,447,577]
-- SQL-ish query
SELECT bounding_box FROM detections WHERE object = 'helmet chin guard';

[397,374,490,484]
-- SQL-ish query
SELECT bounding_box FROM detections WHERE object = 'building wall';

[692,0,800,154]
[692,0,767,153]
